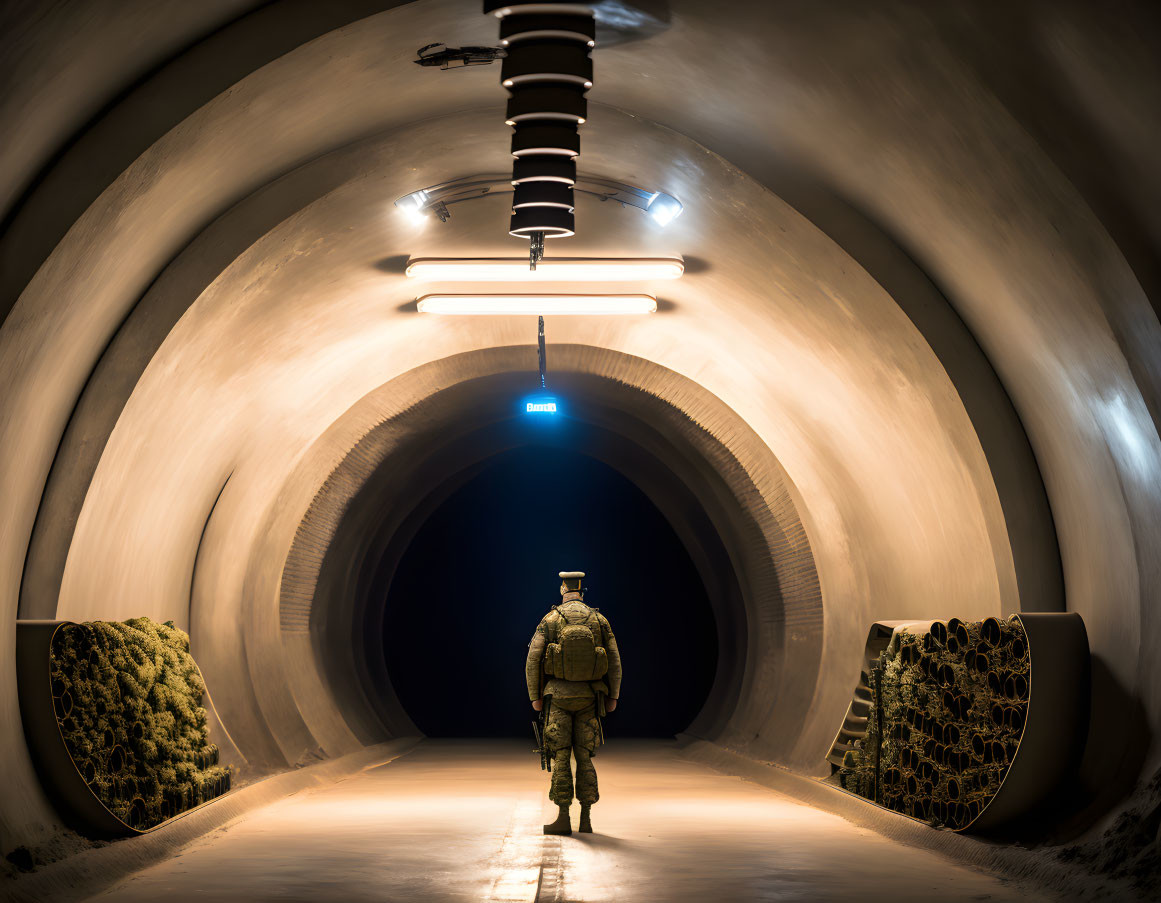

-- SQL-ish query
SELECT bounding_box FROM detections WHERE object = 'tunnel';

[2,1,1160,900]
[378,442,721,739]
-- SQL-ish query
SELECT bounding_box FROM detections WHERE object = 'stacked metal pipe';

[839,616,1031,830]
[484,1,595,252]
[48,618,231,830]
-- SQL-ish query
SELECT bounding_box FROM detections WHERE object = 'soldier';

[526,571,622,835]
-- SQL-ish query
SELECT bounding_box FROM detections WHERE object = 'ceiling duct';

[510,123,580,157]
[485,1,595,264]
[498,13,596,47]
[505,85,588,125]
[512,182,576,210]
[510,207,576,238]
[511,157,577,184]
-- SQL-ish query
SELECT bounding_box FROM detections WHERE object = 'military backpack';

[545,599,609,682]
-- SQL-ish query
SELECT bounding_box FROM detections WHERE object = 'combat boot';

[543,804,571,835]
[578,804,593,833]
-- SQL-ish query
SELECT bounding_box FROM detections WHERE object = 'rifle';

[531,695,552,771]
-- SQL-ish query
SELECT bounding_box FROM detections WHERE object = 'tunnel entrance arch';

[252,345,823,769]
[307,390,754,747]
[379,443,720,739]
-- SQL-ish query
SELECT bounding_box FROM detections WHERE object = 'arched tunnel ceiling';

[57,103,1015,628]
[3,0,1161,846]
[33,103,1026,778]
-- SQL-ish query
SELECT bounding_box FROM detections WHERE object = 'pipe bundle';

[838,616,1031,830]
[48,617,231,830]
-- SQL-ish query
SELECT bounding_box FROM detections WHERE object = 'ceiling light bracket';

[394,173,682,226]
[414,43,506,69]
[538,314,547,388]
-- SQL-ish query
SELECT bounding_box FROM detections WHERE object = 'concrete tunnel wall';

[2,0,1160,857]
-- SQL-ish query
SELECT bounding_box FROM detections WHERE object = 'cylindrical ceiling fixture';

[513,182,575,210]
[499,13,596,47]
[500,43,593,88]
[505,85,588,125]
[485,1,595,249]
[510,207,576,237]
[511,123,579,157]
[512,157,576,184]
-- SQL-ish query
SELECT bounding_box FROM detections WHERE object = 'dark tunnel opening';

[299,361,799,762]
[381,444,719,738]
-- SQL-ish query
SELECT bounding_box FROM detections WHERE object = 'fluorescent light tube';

[405,258,684,281]
[416,294,657,315]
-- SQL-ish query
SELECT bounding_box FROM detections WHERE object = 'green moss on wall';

[49,617,231,830]
[838,615,1029,830]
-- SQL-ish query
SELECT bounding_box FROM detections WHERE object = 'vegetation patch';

[838,616,1029,830]
[50,618,231,831]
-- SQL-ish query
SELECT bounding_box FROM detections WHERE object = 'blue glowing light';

[523,395,559,415]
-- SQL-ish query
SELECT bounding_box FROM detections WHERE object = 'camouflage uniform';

[525,590,622,808]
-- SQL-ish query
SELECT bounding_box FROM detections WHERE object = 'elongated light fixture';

[406,257,684,281]
[416,294,657,315]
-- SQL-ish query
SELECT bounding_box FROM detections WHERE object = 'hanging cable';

[538,315,547,389]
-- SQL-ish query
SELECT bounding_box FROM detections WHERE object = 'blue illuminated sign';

[523,395,559,415]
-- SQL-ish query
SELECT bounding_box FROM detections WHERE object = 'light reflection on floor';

[486,797,542,903]
[88,740,1052,902]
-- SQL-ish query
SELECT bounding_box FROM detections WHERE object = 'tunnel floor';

[85,740,1047,902]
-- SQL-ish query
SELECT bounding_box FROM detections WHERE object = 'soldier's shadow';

[571,833,633,850]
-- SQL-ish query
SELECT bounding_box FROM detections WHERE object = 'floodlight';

[393,189,430,222]
[646,191,683,227]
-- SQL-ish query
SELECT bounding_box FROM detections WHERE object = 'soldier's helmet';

[559,570,585,596]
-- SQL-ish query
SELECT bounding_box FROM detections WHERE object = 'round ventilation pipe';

[513,181,575,210]
[512,157,577,184]
[483,2,596,16]
[500,13,596,46]
[506,85,588,124]
[487,1,594,248]
[501,43,593,88]
[511,123,580,157]
[509,207,575,238]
